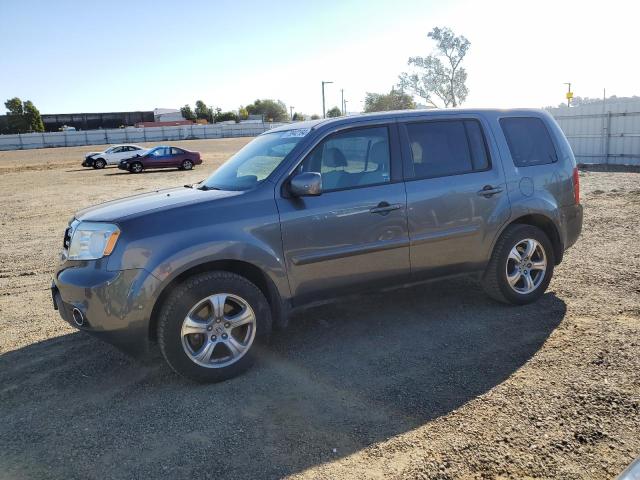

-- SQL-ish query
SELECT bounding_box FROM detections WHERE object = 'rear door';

[170,147,185,167]
[276,123,410,303]
[400,116,510,278]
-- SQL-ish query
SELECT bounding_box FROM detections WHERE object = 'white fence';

[549,99,640,167]
[0,122,286,151]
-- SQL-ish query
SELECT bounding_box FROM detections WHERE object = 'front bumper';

[118,162,130,170]
[82,158,95,167]
[52,263,161,357]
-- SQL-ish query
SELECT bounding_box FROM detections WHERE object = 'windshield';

[200,129,309,191]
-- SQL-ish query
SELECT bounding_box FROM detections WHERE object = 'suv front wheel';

[482,224,555,305]
[157,271,272,382]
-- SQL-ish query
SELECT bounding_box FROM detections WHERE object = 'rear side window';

[500,117,558,167]
[404,119,490,179]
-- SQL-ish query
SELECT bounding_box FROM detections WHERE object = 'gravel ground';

[0,141,638,479]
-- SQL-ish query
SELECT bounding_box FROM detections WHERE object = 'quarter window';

[300,126,391,191]
[500,117,558,167]
[404,120,490,179]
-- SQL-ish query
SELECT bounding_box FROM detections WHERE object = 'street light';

[290,106,294,121]
[322,81,333,118]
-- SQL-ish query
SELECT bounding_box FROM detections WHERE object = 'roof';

[267,108,549,134]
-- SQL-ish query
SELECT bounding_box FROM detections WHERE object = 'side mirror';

[289,172,322,197]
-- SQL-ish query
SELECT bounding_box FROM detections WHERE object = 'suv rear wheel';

[157,271,272,382]
[482,224,555,305]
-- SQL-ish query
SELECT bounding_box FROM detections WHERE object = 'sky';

[1,0,639,116]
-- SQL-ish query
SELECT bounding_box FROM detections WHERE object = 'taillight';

[572,167,580,204]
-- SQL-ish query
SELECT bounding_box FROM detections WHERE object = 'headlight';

[67,222,120,260]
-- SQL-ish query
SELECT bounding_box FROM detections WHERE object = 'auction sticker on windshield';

[280,128,310,138]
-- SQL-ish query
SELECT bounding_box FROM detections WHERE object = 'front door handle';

[477,185,503,197]
[370,202,403,215]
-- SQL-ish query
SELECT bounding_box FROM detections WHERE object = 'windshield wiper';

[197,185,221,191]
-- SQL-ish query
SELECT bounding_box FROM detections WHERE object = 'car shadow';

[103,169,186,176]
[0,277,566,479]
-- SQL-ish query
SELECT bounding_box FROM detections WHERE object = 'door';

[146,147,171,168]
[276,124,410,304]
[400,117,511,278]
[111,146,132,164]
[170,147,185,167]
[104,146,121,164]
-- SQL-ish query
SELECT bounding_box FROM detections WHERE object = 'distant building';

[40,111,154,131]
[135,120,193,128]
[154,108,185,122]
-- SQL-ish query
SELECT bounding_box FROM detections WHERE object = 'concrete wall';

[549,98,640,166]
[0,122,286,151]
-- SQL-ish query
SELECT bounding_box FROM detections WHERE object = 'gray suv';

[52,109,583,382]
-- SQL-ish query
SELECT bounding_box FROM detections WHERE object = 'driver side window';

[300,126,391,192]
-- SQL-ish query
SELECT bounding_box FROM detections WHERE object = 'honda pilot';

[52,109,583,382]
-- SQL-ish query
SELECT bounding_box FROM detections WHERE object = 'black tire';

[130,161,143,174]
[157,271,272,383]
[482,224,555,305]
[182,159,193,170]
[93,158,106,169]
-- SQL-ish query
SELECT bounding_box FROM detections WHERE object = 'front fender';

[146,240,290,302]
[105,191,290,302]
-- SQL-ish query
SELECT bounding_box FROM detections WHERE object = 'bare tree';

[399,27,470,108]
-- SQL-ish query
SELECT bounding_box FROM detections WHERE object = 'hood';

[86,152,101,157]
[76,186,241,222]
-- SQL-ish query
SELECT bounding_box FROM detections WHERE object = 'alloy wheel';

[180,293,257,368]
[505,238,547,294]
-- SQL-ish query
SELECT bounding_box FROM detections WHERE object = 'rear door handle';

[477,185,503,197]
[370,202,403,215]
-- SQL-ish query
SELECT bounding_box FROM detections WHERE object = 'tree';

[364,88,416,112]
[326,106,342,118]
[292,112,305,121]
[310,114,321,120]
[245,99,288,122]
[399,26,470,108]
[5,97,26,133]
[23,101,44,132]
[238,106,249,120]
[214,111,239,123]
[194,100,213,122]
[4,97,44,133]
[180,104,196,121]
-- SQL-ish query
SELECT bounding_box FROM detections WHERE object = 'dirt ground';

[0,139,638,479]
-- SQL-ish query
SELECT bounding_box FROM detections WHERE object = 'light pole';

[564,82,572,107]
[341,89,344,115]
[322,81,333,118]
[344,99,348,115]
[290,106,294,121]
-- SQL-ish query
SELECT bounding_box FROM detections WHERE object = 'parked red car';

[118,146,202,173]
